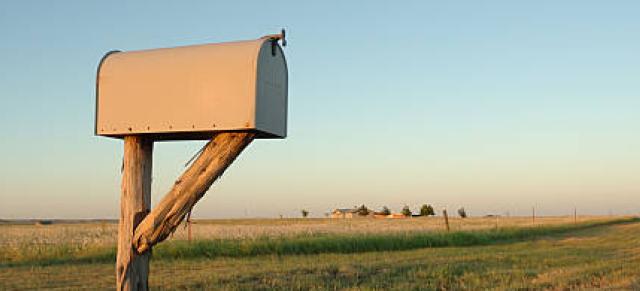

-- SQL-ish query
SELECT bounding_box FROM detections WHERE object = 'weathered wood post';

[117,136,153,290]
[186,212,192,243]
[443,208,450,232]
[532,206,536,225]
[95,31,288,290]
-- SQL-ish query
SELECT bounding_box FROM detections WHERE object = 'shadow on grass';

[3,217,638,268]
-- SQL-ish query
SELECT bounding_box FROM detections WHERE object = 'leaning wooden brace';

[133,132,255,253]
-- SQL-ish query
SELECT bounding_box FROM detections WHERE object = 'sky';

[0,1,639,219]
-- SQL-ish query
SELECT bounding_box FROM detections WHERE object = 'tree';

[420,204,435,216]
[457,207,467,218]
[401,205,412,217]
[356,204,370,216]
[301,209,309,218]
[381,206,391,216]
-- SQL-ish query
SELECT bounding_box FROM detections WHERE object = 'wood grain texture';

[132,132,255,253]
[117,136,153,291]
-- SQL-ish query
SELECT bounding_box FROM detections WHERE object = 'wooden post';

[574,207,577,225]
[532,206,536,226]
[186,212,192,243]
[443,209,450,232]
[117,136,153,291]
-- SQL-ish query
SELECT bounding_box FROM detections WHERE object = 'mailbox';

[95,33,287,140]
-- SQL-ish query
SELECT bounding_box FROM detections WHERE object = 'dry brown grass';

[0,215,613,250]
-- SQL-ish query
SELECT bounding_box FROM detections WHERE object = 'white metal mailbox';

[95,33,287,140]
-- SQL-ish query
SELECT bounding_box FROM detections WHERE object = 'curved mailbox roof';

[96,34,287,140]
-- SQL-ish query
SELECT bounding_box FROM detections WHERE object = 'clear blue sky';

[1,1,638,219]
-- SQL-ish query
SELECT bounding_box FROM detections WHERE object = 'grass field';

[1,216,638,289]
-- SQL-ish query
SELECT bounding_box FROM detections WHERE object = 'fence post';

[187,212,192,243]
[443,209,450,232]
[532,206,536,226]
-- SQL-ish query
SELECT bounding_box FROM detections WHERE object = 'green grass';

[154,217,636,260]
[1,217,639,289]
[2,217,636,268]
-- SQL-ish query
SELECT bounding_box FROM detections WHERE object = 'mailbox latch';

[265,29,286,56]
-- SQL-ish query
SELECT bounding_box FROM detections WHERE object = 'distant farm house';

[331,208,409,219]
[331,208,359,219]
[373,213,388,219]
[386,213,407,219]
